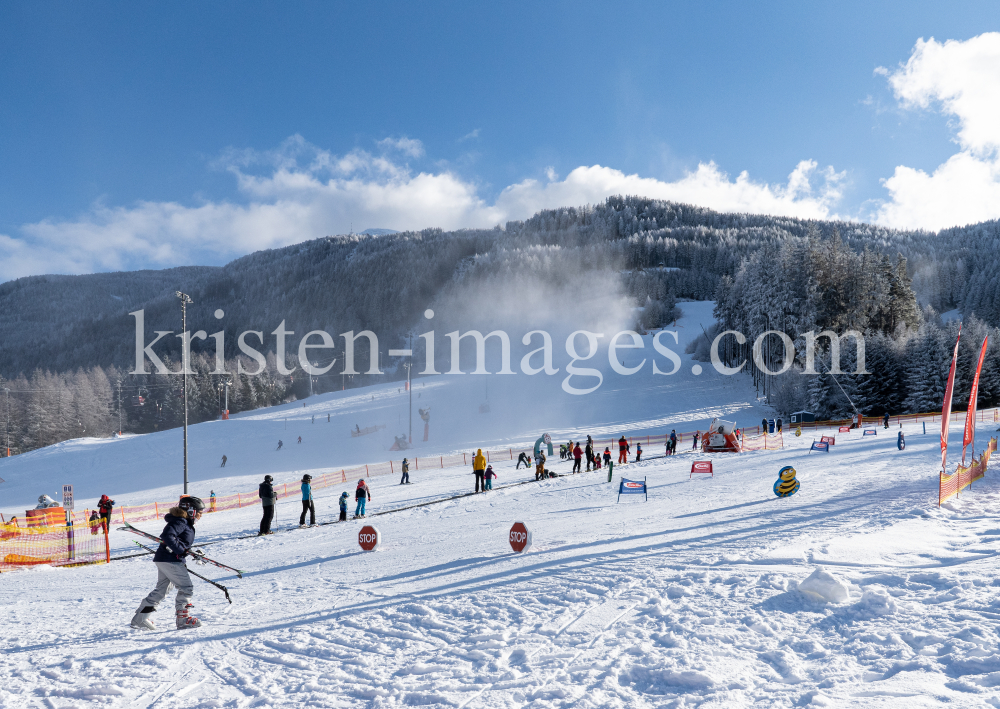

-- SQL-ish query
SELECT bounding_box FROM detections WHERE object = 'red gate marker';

[690,461,714,478]
[359,525,381,551]
[509,522,531,553]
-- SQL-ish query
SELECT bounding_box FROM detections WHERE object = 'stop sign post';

[509,522,531,553]
[358,525,381,551]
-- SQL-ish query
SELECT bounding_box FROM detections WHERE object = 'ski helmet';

[178,495,205,514]
[264,475,273,483]
[302,474,312,482]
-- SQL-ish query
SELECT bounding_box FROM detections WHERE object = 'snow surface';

[4,301,1000,707]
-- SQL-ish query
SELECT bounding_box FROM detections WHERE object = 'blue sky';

[1,2,999,280]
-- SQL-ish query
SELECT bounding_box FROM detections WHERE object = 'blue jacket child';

[338,491,349,521]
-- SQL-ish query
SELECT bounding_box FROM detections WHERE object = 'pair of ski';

[119,521,244,604]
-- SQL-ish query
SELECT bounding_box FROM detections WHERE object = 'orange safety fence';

[0,519,110,573]
[739,432,784,452]
[939,437,997,506]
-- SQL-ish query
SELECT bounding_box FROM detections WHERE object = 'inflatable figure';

[773,465,800,497]
[897,431,905,451]
[795,427,802,437]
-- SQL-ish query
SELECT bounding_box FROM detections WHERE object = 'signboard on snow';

[617,477,648,502]
[838,426,851,433]
[62,485,74,512]
[863,428,878,437]
[820,436,836,446]
[690,461,714,478]
[809,441,829,453]
[358,525,381,551]
[509,522,531,553]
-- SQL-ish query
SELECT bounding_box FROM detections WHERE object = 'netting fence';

[0,519,110,573]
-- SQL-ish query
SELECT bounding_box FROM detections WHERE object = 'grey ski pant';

[141,561,194,611]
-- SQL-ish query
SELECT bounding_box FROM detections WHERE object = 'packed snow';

[2,301,1000,708]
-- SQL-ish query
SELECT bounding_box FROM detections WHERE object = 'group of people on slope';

[257,473,373,535]
[472,449,498,492]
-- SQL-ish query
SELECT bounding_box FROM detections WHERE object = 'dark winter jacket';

[153,508,195,563]
[259,481,277,506]
[618,437,628,451]
[98,496,114,516]
[356,483,371,501]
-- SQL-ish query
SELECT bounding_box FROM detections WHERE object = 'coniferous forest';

[2,196,1000,455]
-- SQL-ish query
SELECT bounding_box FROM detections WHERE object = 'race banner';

[963,336,988,464]
[941,325,962,473]
[617,477,647,502]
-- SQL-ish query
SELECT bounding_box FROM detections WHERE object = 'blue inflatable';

[897,431,905,450]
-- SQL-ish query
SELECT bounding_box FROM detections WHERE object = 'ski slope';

[3,302,1000,707]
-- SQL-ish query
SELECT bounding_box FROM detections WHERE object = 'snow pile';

[797,567,850,603]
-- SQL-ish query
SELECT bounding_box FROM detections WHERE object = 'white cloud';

[376,136,425,158]
[875,33,1000,230]
[458,128,480,142]
[0,135,844,281]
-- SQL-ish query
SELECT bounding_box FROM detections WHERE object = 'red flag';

[941,325,962,473]
[962,336,989,464]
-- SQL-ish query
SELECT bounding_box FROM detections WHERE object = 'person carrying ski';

[635,442,642,462]
[603,447,612,468]
[618,436,628,464]
[98,494,114,532]
[517,451,531,469]
[258,475,277,535]
[585,440,594,471]
[473,448,487,493]
[355,479,371,518]
[221,455,227,468]
[400,458,410,485]
[484,464,496,491]
[572,443,583,473]
[339,492,349,521]
[130,495,205,631]
[299,474,316,527]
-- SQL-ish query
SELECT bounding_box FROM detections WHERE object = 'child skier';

[338,492,349,521]
[635,442,642,462]
[400,458,410,485]
[484,464,496,490]
[355,479,371,518]
[130,495,205,631]
[603,447,612,468]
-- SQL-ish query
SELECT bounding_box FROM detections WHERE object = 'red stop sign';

[509,522,531,553]
[358,525,381,551]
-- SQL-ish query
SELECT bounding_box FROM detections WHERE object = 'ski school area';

[3,303,1000,707]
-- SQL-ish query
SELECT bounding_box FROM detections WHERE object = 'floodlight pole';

[176,291,193,494]
[4,387,9,457]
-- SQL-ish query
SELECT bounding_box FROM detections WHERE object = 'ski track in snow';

[5,301,1000,707]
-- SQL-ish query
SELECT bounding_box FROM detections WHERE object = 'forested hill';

[1,197,999,381]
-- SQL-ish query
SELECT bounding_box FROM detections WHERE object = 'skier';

[618,436,629,464]
[776,418,783,433]
[98,494,115,531]
[276,440,284,451]
[400,458,410,485]
[692,432,700,450]
[355,479,371,518]
[338,492,349,521]
[572,443,583,473]
[299,474,316,527]
[670,430,678,455]
[883,411,891,429]
[635,442,642,462]
[535,452,547,481]
[559,444,567,460]
[327,414,330,422]
[473,449,487,492]
[593,452,601,470]
[258,475,277,535]
[585,440,594,471]
[297,436,302,444]
[88,510,101,535]
[761,418,768,433]
[220,455,227,468]
[311,415,314,424]
[603,447,612,468]
[484,464,496,491]
[516,451,531,469]
[130,495,205,631]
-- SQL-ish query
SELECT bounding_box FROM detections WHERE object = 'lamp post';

[4,387,9,458]
[176,291,193,494]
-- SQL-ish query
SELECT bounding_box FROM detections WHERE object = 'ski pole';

[133,541,233,604]
[119,521,244,577]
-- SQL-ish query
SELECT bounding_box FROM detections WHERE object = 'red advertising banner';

[963,336,989,464]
